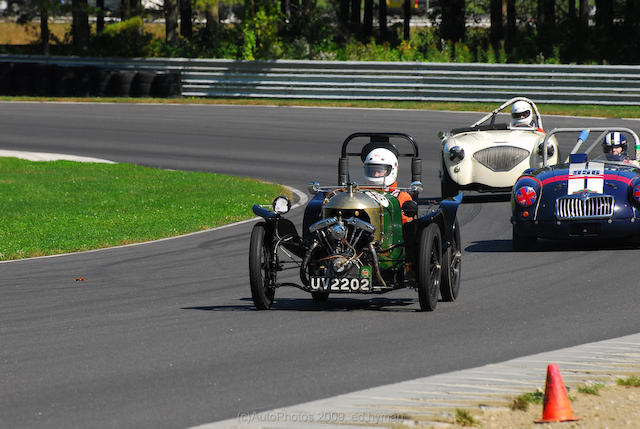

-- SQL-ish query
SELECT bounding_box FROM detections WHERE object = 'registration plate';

[310,277,371,292]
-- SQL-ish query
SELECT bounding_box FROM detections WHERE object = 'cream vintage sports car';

[439,97,559,198]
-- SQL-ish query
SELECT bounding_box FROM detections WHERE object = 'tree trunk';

[72,0,89,53]
[440,0,465,42]
[205,1,219,34]
[626,0,640,28]
[490,0,504,47]
[339,0,349,27]
[121,0,131,19]
[505,0,515,53]
[97,0,105,33]
[363,0,373,38]
[579,0,589,30]
[403,0,411,41]
[40,2,49,56]
[350,0,360,26]
[378,0,387,41]
[165,0,179,46]
[568,0,576,20]
[595,0,613,29]
[180,0,192,40]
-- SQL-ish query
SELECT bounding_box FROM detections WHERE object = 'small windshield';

[364,164,391,178]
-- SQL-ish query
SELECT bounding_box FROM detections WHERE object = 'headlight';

[272,196,291,214]
[515,186,537,207]
[307,181,320,195]
[448,146,465,162]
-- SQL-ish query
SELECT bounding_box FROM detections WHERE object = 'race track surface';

[1,103,639,429]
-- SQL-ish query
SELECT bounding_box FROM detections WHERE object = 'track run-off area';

[1,102,639,428]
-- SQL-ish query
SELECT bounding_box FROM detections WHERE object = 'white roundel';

[365,191,389,207]
[363,148,398,187]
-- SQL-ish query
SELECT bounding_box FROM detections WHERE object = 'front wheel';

[441,219,461,302]
[417,224,442,312]
[249,222,276,310]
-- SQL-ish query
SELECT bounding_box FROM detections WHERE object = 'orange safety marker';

[535,363,581,423]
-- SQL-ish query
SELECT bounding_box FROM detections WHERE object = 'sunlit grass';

[0,157,288,260]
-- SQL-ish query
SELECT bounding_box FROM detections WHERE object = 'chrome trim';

[555,194,614,219]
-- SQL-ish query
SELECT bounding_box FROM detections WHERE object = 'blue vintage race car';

[511,127,640,249]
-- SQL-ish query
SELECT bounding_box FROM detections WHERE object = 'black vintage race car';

[249,132,463,311]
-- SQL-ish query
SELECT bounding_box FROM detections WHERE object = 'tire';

[249,222,275,310]
[440,219,461,302]
[417,223,442,312]
[311,292,329,303]
[512,224,536,251]
[441,162,459,199]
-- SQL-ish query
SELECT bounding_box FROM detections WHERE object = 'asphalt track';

[1,103,639,429]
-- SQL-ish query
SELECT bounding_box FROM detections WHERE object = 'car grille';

[473,146,530,172]
[555,195,614,219]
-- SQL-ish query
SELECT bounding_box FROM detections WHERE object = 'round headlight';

[448,146,465,161]
[307,181,320,195]
[273,196,291,214]
[515,186,537,207]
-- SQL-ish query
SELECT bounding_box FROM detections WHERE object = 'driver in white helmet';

[362,144,414,223]
[510,100,535,128]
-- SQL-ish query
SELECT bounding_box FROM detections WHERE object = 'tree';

[165,0,179,46]
[402,0,410,41]
[505,0,515,54]
[180,0,193,40]
[440,0,465,42]
[72,0,89,53]
[378,0,387,40]
[490,0,504,48]
[363,0,373,38]
[595,0,613,29]
[351,0,360,31]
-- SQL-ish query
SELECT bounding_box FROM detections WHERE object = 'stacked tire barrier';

[0,62,181,98]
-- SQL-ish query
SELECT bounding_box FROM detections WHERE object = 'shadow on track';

[466,238,640,253]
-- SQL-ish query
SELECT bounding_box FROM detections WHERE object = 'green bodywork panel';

[378,192,405,270]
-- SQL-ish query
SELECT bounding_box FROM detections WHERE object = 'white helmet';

[510,100,533,127]
[363,148,398,187]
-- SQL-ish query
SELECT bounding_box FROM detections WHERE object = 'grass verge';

[2,96,640,119]
[0,157,288,261]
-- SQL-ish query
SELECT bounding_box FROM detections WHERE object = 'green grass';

[511,390,545,411]
[578,382,605,395]
[3,96,640,119]
[455,408,479,426]
[617,375,640,387]
[0,157,288,260]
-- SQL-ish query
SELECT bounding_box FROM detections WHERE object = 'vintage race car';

[249,132,463,311]
[511,127,640,249]
[439,97,559,198]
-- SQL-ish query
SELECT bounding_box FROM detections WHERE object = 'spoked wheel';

[441,219,461,302]
[249,222,276,310]
[417,224,442,312]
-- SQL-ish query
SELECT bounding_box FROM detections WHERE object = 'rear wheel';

[249,222,276,310]
[441,163,459,199]
[512,224,536,251]
[417,224,442,312]
[441,219,461,302]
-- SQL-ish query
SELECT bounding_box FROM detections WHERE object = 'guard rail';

[1,54,640,105]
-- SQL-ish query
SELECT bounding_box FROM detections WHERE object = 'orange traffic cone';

[534,363,581,423]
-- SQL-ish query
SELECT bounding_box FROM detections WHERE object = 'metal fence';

[2,54,640,105]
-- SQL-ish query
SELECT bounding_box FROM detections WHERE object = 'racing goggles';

[365,163,392,178]
[512,109,530,119]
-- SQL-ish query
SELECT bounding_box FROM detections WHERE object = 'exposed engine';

[303,215,375,280]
